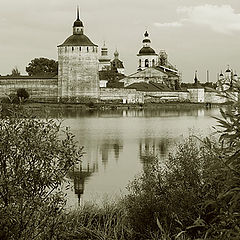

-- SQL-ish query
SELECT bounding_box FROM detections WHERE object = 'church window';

[152,59,155,66]
[139,59,141,67]
[145,59,149,67]
[93,47,95,52]
[87,47,89,52]
[65,47,67,52]
[72,47,74,51]
[79,47,81,51]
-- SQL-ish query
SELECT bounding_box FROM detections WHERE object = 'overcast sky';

[0,0,240,82]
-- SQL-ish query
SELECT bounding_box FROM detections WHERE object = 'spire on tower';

[194,70,198,84]
[77,6,80,20]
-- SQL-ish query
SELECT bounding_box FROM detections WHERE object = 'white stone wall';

[58,46,99,99]
[187,88,205,103]
[100,88,144,103]
[144,91,189,102]
[0,77,58,100]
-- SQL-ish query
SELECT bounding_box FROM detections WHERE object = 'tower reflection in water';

[68,139,123,205]
[68,163,96,206]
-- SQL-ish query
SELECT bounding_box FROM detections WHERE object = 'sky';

[0,0,240,82]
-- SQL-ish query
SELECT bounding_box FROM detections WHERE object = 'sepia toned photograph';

[0,0,239,239]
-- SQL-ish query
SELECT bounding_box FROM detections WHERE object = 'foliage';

[17,88,30,102]
[11,66,21,77]
[125,138,219,239]
[0,107,82,239]
[56,201,133,240]
[26,57,58,77]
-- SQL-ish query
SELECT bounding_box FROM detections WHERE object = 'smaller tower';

[194,70,199,85]
[159,50,168,66]
[225,65,232,80]
[137,31,158,70]
[233,71,238,81]
[73,6,84,35]
[111,49,125,75]
[99,42,111,71]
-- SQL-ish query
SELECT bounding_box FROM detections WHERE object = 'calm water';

[57,107,222,208]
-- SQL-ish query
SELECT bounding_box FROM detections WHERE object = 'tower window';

[93,47,95,52]
[145,59,149,67]
[152,59,155,66]
[72,47,74,51]
[65,47,67,52]
[87,47,89,52]
[139,59,141,67]
[79,47,81,51]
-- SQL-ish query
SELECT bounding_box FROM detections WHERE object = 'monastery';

[0,9,238,104]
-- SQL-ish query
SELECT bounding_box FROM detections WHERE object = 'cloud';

[155,4,240,34]
[154,21,182,28]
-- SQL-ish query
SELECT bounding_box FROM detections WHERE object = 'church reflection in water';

[139,137,173,167]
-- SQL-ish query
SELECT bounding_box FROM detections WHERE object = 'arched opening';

[139,59,141,67]
[152,59,155,66]
[145,59,149,67]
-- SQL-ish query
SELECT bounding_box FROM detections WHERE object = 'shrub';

[125,137,222,239]
[17,88,30,102]
[0,107,82,239]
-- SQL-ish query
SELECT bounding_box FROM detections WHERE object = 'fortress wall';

[100,88,144,103]
[0,77,58,100]
[145,91,190,101]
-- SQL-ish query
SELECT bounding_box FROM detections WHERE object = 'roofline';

[58,43,98,47]
[137,53,158,56]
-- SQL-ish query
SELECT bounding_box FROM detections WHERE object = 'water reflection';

[59,106,221,206]
[68,163,96,206]
[35,105,217,119]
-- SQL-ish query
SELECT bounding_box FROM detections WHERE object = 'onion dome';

[143,38,151,43]
[226,66,231,73]
[219,73,224,77]
[138,47,156,55]
[114,49,119,58]
[138,31,157,56]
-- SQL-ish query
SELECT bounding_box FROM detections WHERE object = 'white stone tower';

[99,43,111,71]
[137,31,158,71]
[57,7,99,100]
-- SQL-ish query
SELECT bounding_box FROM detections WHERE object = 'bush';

[0,107,82,239]
[125,137,222,239]
[17,88,29,101]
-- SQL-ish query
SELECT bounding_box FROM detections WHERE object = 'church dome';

[143,39,151,43]
[73,19,83,27]
[58,34,97,47]
[138,47,156,55]
[226,69,231,73]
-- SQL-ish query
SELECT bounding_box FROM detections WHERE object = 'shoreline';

[1,101,226,111]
